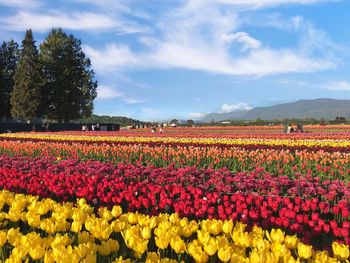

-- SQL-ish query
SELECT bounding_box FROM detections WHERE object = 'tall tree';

[0,40,19,121]
[11,29,43,122]
[40,28,97,123]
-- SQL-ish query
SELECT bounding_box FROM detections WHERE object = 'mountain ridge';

[201,99,350,121]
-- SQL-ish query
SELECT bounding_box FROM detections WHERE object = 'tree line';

[73,114,146,127]
[0,29,97,123]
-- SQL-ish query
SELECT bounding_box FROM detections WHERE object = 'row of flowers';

[0,156,349,246]
[0,140,349,178]
[25,128,350,138]
[2,132,350,151]
[0,189,348,263]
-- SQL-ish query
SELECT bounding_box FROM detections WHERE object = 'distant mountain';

[200,99,350,121]
[203,110,249,122]
[241,99,350,120]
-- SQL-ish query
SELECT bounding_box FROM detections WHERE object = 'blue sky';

[1,0,350,121]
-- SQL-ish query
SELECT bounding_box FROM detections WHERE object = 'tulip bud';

[332,242,350,261]
[297,243,312,259]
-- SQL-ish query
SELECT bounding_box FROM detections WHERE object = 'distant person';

[82,124,87,131]
[159,124,164,133]
[287,124,293,133]
[95,123,100,131]
[296,123,304,133]
[151,125,156,133]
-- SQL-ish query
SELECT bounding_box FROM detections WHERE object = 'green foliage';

[0,40,19,120]
[10,30,43,122]
[40,28,97,123]
[73,114,145,127]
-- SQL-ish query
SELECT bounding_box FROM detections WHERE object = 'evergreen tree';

[40,28,97,123]
[11,29,43,122]
[0,40,19,121]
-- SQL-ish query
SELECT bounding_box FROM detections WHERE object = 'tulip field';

[0,125,349,262]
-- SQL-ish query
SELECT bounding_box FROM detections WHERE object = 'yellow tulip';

[44,250,55,263]
[27,212,40,228]
[192,249,208,263]
[0,231,7,248]
[249,249,262,263]
[78,231,93,244]
[98,208,113,221]
[83,252,97,263]
[203,237,217,256]
[313,250,331,263]
[7,228,21,246]
[134,239,148,255]
[232,231,251,248]
[209,220,222,235]
[113,256,133,263]
[255,239,266,251]
[141,226,152,240]
[29,246,46,260]
[284,235,299,249]
[155,235,169,249]
[218,244,232,262]
[71,221,83,233]
[271,242,289,258]
[111,220,125,232]
[266,229,284,243]
[297,243,312,259]
[10,247,27,261]
[109,239,119,253]
[127,213,138,224]
[197,230,210,244]
[180,225,193,238]
[146,252,159,262]
[169,213,180,224]
[332,242,350,261]
[72,210,88,222]
[98,241,112,256]
[222,220,233,235]
[111,206,122,218]
[170,235,186,254]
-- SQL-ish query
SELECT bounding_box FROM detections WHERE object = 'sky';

[1,0,350,121]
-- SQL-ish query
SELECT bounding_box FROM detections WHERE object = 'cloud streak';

[186,0,332,10]
[324,81,350,91]
[0,11,148,33]
[83,44,139,73]
[84,0,337,76]
[0,0,41,8]
[97,85,146,104]
[219,103,252,113]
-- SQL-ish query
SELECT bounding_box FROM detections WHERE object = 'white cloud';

[97,85,146,104]
[222,32,261,51]
[137,1,336,76]
[3,0,335,78]
[219,103,252,113]
[186,0,331,10]
[83,44,139,73]
[0,0,41,8]
[323,81,350,91]
[189,112,206,119]
[0,11,146,33]
[97,85,124,99]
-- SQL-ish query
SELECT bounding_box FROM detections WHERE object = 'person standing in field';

[287,124,293,133]
[296,123,304,133]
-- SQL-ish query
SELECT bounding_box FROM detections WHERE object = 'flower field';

[0,126,349,262]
